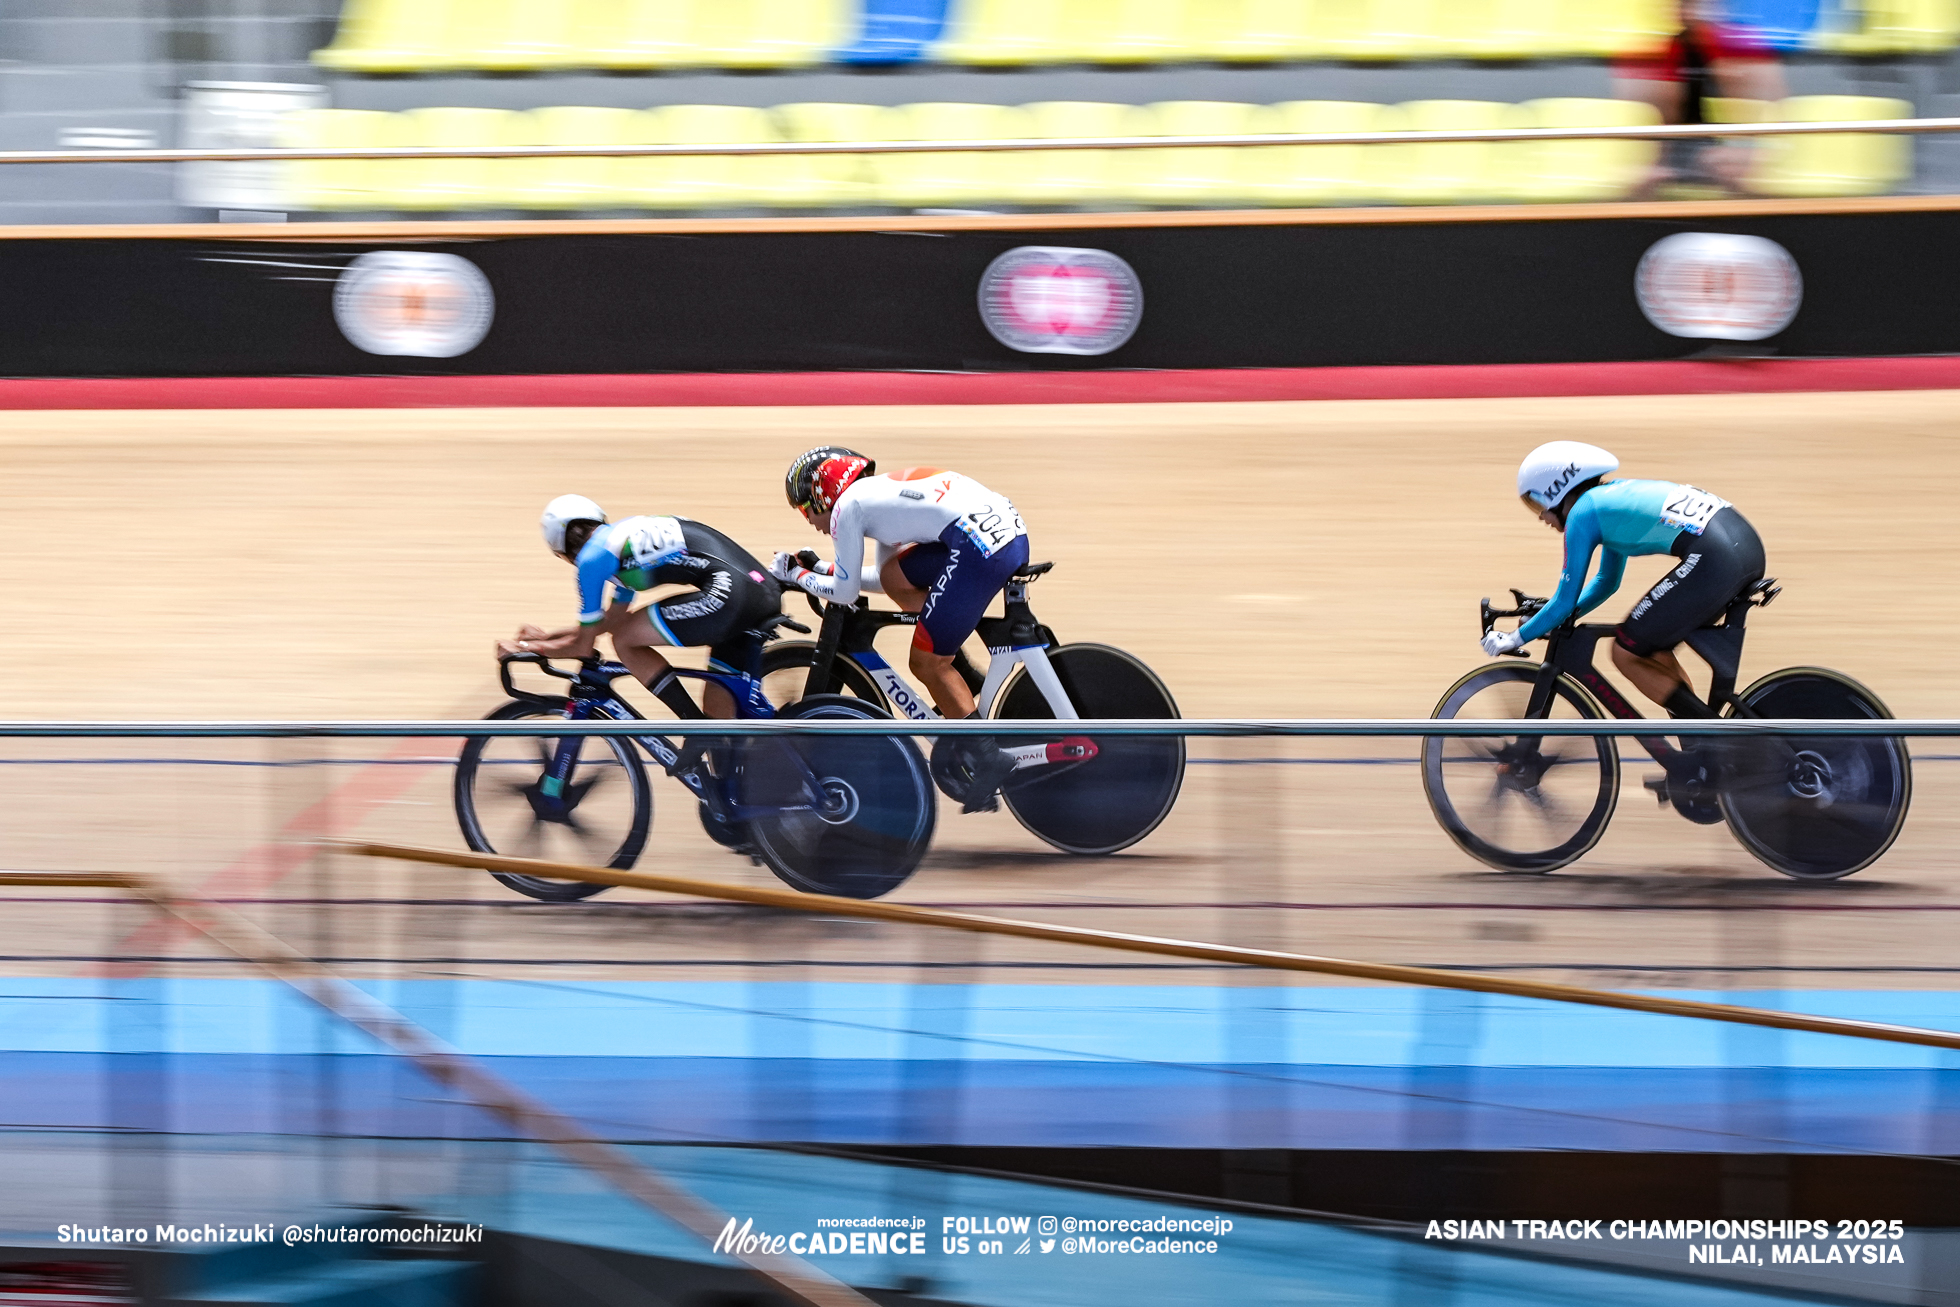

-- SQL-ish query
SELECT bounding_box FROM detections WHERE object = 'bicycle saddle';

[1013,561,1055,581]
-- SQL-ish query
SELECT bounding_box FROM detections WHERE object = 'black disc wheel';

[738,695,935,899]
[453,700,651,901]
[1422,664,1619,872]
[757,641,890,713]
[1719,667,1911,880]
[993,643,1185,855]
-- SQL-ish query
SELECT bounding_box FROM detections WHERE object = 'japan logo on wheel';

[333,250,495,358]
[1635,232,1802,342]
[978,246,1143,356]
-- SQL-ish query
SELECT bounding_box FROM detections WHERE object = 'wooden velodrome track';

[1,388,1958,985]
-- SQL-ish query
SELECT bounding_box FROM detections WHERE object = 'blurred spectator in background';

[1614,0,1789,193]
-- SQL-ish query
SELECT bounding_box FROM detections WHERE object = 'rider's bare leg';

[611,610,735,719]
[876,554,976,717]
[879,554,929,612]
[1611,643,1697,712]
[911,646,977,719]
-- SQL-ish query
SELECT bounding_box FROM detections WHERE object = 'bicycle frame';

[503,654,822,825]
[1523,584,1766,776]
[801,572,1089,773]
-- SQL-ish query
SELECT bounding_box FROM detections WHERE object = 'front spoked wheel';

[1422,664,1619,872]
[738,695,935,899]
[1720,667,1911,880]
[993,643,1185,855]
[453,700,652,901]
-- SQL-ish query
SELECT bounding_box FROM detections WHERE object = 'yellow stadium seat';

[1191,0,1319,60]
[1750,95,1912,197]
[1073,0,1200,63]
[1122,101,1265,207]
[1318,0,1445,61]
[580,0,695,68]
[280,109,398,211]
[1018,101,1133,206]
[1249,100,1388,206]
[1380,99,1520,204]
[1825,0,1960,53]
[1513,97,1659,202]
[875,103,1029,208]
[503,106,644,209]
[1704,97,1773,124]
[388,108,518,210]
[769,102,892,207]
[452,0,580,71]
[936,0,1067,63]
[1439,0,1566,59]
[702,0,855,68]
[575,0,849,69]
[1566,0,1674,57]
[624,105,779,208]
[312,0,453,72]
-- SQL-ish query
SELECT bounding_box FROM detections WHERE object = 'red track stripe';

[5,357,1960,409]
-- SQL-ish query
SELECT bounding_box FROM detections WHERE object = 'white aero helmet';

[1518,441,1618,514]
[541,493,607,559]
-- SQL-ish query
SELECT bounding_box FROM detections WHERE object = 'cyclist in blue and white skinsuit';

[500,495,779,721]
[771,447,1030,811]
[1483,441,1765,721]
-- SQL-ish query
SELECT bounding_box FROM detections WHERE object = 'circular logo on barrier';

[978,246,1143,356]
[333,251,495,358]
[1635,232,1802,342]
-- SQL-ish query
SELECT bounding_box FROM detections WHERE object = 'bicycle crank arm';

[1006,737,1099,771]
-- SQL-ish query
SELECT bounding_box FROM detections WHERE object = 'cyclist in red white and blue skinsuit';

[771,447,1030,810]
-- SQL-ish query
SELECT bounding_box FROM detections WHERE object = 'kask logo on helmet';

[1536,462,1582,504]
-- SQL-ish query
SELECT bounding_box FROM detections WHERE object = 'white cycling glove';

[770,550,837,584]
[1482,628,1525,658]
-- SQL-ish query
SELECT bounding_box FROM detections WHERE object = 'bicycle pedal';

[1643,774,1670,806]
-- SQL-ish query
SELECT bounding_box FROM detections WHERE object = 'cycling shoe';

[929,733,1013,813]
[1645,770,1724,826]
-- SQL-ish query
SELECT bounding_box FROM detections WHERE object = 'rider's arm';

[576,544,620,626]
[1574,549,1626,618]
[861,542,901,595]
[798,501,867,604]
[1515,508,1603,643]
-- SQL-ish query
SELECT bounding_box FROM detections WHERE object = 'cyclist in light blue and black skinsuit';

[1482,441,1765,722]
[499,495,779,722]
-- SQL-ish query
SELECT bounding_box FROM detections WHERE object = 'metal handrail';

[0,717,1935,736]
[353,842,1960,1055]
[22,115,1960,166]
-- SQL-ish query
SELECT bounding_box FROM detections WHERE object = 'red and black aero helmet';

[785,445,875,512]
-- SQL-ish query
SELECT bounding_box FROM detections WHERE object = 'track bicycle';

[452,611,936,902]
[761,556,1185,855]
[1421,579,1911,880]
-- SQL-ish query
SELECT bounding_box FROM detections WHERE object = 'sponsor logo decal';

[1537,461,1582,505]
[1635,232,1802,342]
[979,246,1143,356]
[333,251,495,358]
